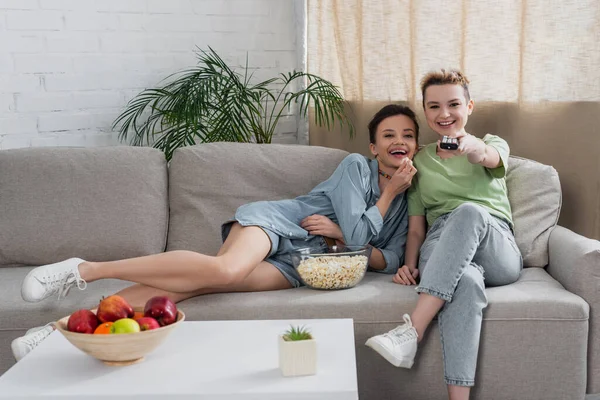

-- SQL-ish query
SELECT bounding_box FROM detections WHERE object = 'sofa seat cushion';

[0,147,169,267]
[1,267,587,331]
[176,267,588,322]
[0,267,589,400]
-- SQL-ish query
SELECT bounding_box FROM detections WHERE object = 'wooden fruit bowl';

[55,308,185,366]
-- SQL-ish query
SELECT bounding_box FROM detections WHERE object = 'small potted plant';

[278,325,317,377]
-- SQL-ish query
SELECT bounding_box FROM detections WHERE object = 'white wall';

[0,0,302,150]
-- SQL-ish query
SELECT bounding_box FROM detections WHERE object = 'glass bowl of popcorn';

[290,245,372,290]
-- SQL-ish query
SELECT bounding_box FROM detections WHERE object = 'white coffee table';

[0,319,358,399]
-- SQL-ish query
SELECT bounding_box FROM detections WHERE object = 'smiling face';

[369,114,418,174]
[424,84,474,138]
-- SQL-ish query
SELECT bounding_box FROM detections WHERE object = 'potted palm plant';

[114,47,354,160]
[279,325,316,377]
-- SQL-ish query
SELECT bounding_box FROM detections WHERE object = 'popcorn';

[296,255,368,289]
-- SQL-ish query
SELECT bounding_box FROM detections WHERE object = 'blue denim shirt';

[233,153,409,274]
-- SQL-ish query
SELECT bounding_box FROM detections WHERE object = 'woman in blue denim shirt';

[13,105,419,361]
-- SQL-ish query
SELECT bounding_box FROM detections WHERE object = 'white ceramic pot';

[278,335,317,377]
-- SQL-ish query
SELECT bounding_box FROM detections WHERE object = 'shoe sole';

[10,339,25,362]
[21,268,43,303]
[365,338,414,369]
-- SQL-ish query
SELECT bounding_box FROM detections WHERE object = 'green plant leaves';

[282,325,313,341]
[114,47,354,160]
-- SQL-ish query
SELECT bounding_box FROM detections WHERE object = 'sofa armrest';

[548,225,600,294]
[547,225,600,394]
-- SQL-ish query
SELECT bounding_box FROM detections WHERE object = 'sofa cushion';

[177,268,587,400]
[175,267,588,322]
[166,143,349,254]
[0,147,169,267]
[0,266,587,338]
[506,156,562,267]
[0,267,589,399]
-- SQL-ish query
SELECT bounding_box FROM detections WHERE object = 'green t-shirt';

[408,134,513,228]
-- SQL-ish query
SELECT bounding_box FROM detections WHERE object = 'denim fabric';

[221,222,324,288]
[416,203,523,386]
[221,154,410,284]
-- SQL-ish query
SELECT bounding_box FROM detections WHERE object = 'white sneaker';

[365,314,419,368]
[21,258,87,302]
[11,324,55,362]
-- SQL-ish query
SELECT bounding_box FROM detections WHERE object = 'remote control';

[440,136,459,150]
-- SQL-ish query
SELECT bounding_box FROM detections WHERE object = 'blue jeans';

[415,203,523,386]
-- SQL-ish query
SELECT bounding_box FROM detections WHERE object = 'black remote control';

[440,136,459,150]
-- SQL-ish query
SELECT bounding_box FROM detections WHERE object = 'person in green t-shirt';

[366,70,523,400]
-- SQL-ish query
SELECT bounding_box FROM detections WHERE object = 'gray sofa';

[0,143,598,400]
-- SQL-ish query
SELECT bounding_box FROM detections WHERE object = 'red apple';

[136,317,160,331]
[97,295,134,323]
[67,309,99,334]
[143,296,178,326]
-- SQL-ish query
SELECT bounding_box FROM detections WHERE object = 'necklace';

[378,169,392,180]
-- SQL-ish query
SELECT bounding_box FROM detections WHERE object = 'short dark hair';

[368,104,419,144]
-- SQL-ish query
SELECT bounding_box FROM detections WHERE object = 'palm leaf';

[114,47,354,160]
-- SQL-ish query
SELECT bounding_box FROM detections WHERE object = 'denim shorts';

[221,220,307,288]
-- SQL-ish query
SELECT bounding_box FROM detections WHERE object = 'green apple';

[110,318,140,334]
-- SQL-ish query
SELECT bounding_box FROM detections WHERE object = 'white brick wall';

[0,0,302,150]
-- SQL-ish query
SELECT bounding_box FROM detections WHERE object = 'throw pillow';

[506,156,562,267]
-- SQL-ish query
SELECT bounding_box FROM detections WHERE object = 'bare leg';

[77,223,271,293]
[13,226,290,363]
[410,293,445,342]
[115,260,291,307]
[448,385,470,400]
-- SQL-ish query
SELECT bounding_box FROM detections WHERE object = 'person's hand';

[386,158,417,196]
[300,214,343,240]
[437,134,484,159]
[392,265,419,285]
[458,133,485,156]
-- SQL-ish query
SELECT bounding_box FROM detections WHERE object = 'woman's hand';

[300,214,343,240]
[385,158,417,196]
[437,134,485,160]
[392,265,419,285]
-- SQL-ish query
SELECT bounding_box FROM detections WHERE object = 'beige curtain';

[307,0,600,241]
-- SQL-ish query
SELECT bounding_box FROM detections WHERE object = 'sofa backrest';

[0,147,169,267]
[0,144,560,269]
[166,143,349,255]
[167,144,562,267]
